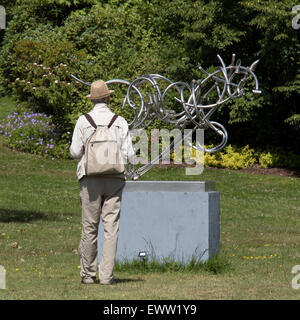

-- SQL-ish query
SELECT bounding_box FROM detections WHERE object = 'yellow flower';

[16,268,19,271]
[77,265,81,269]
[264,244,270,247]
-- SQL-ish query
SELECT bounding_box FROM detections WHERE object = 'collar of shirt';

[92,103,110,111]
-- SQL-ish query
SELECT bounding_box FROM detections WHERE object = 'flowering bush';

[170,145,203,164]
[258,152,275,168]
[204,145,256,169]
[204,145,300,170]
[0,108,71,159]
[4,38,93,132]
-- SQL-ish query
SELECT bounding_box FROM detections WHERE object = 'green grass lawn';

[1,96,300,299]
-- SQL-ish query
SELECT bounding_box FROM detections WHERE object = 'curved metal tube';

[71,54,261,179]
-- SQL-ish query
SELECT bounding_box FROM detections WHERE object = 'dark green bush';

[7,38,94,133]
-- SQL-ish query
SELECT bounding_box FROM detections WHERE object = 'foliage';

[115,252,230,274]
[0,0,300,158]
[258,151,275,169]
[258,148,300,169]
[171,145,203,165]
[8,38,92,130]
[204,144,256,169]
[0,0,173,130]
[236,0,300,151]
[204,144,300,169]
[62,0,178,81]
[0,108,71,159]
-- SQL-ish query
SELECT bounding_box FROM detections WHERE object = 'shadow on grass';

[0,208,70,222]
[90,278,144,285]
[114,278,145,284]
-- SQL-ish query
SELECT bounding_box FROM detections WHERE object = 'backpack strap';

[84,113,118,129]
[108,114,118,128]
[84,114,97,129]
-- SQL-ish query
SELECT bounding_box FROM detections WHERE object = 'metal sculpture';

[71,54,261,180]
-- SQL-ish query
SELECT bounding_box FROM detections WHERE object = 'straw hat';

[86,80,114,100]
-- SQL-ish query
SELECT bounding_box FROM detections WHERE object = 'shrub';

[171,145,203,165]
[8,39,92,131]
[258,151,276,168]
[204,145,300,170]
[0,107,71,159]
[220,145,256,169]
[258,148,300,170]
[204,145,256,169]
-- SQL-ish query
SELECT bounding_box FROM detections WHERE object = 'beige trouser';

[79,176,125,284]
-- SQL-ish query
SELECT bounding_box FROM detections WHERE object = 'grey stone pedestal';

[98,181,220,263]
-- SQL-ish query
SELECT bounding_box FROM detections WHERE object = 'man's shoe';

[100,279,116,285]
[81,277,96,284]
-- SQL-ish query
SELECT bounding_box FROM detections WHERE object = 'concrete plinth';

[97,181,220,263]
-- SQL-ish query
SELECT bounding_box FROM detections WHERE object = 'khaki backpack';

[84,113,125,176]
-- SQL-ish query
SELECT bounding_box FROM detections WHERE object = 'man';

[70,80,134,285]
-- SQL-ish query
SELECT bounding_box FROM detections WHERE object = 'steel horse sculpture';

[71,54,261,180]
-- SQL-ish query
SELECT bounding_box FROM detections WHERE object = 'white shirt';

[70,103,135,181]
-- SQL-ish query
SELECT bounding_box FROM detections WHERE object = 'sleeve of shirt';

[70,117,84,160]
[120,121,135,164]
